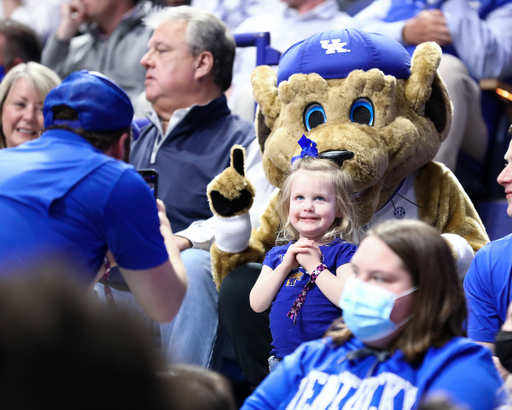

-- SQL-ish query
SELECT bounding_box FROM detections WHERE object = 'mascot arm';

[416,161,489,277]
[207,146,280,288]
[211,193,280,289]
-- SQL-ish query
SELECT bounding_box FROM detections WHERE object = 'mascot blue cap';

[277,29,412,85]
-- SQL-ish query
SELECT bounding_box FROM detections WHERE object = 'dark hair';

[276,156,357,244]
[328,220,467,362]
[45,105,131,153]
[0,19,41,69]
[0,272,174,409]
[163,364,237,410]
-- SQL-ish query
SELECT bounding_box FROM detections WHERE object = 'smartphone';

[138,169,159,199]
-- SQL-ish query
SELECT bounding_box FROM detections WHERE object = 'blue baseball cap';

[277,29,411,85]
[43,70,133,132]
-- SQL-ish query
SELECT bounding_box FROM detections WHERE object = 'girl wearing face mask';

[242,220,506,410]
[0,62,60,149]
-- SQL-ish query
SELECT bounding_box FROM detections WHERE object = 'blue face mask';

[0,66,5,82]
[339,276,417,343]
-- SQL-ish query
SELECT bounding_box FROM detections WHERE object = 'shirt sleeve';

[335,242,357,269]
[352,0,407,44]
[443,0,512,79]
[103,169,169,271]
[464,250,501,343]
[262,246,279,269]
[41,35,72,78]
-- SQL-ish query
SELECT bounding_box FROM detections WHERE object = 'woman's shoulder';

[420,337,496,376]
[425,336,492,359]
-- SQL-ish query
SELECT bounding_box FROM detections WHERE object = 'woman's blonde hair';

[276,156,357,244]
[327,219,467,362]
[0,62,60,148]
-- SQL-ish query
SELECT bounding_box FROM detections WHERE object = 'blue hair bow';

[291,135,318,165]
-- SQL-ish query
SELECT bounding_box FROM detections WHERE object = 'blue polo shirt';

[464,233,512,342]
[0,129,169,282]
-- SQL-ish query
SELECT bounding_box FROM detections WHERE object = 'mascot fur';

[207,29,488,288]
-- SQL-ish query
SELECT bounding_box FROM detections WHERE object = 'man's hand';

[55,0,85,41]
[174,235,192,252]
[402,10,453,46]
[155,200,192,252]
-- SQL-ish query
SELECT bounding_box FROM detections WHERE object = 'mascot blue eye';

[350,98,374,126]
[303,104,327,131]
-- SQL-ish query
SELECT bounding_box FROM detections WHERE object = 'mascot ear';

[405,42,452,142]
[252,65,281,153]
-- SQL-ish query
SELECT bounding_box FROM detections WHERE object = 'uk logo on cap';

[277,29,411,85]
[320,39,351,55]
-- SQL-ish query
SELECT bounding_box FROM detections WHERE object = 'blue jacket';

[130,96,256,233]
[242,336,506,410]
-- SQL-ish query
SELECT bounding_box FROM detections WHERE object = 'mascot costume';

[207,29,489,386]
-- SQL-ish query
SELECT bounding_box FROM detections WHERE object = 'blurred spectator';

[465,126,512,379]
[191,0,285,30]
[354,0,512,171]
[164,364,237,410]
[0,19,42,80]
[0,0,66,43]
[42,0,153,102]
[152,0,191,5]
[0,62,60,149]
[127,5,272,368]
[229,0,355,120]
[0,70,187,324]
[0,272,175,410]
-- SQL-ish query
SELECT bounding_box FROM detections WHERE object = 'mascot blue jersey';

[242,337,506,410]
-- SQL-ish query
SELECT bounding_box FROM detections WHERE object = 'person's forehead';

[151,20,188,42]
[291,171,330,190]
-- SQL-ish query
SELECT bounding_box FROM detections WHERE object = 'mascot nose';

[319,150,354,167]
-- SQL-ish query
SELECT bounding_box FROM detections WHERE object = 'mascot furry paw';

[208,29,488,288]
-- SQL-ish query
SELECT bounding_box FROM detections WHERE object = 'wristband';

[287,263,328,324]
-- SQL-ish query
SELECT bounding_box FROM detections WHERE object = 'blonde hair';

[0,62,61,148]
[276,156,357,244]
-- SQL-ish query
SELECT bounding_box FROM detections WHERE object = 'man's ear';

[194,51,214,81]
[107,133,129,161]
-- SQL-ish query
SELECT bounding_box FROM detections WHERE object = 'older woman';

[0,62,60,148]
[242,220,506,410]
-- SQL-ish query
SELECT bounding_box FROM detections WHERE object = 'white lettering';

[328,373,361,409]
[287,371,329,410]
[320,39,351,55]
[287,371,417,410]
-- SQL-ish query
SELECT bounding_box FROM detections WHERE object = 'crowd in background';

[0,0,512,409]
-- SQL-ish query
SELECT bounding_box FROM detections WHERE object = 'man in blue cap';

[0,70,187,324]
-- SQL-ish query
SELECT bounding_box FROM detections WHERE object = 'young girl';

[250,153,358,371]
